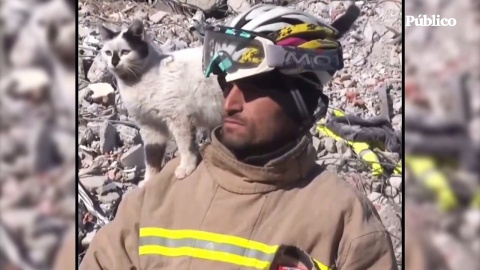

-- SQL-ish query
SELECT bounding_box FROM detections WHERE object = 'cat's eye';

[120,50,131,56]
[104,50,112,56]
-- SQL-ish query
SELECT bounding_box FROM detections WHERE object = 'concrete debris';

[149,10,169,23]
[80,176,108,192]
[89,83,115,106]
[116,125,141,145]
[323,137,336,153]
[389,175,402,190]
[120,144,145,169]
[98,192,120,204]
[99,121,118,154]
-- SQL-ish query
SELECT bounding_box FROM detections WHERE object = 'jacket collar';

[202,127,317,194]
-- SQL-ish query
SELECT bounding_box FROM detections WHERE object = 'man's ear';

[125,20,144,39]
[98,25,118,41]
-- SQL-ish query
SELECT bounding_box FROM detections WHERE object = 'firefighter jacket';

[80,127,396,270]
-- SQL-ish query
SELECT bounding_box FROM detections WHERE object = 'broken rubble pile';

[77,0,403,267]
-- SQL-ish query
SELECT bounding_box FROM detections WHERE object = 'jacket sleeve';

[79,187,145,270]
[338,231,396,269]
[53,225,76,270]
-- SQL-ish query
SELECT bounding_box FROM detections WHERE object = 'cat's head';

[98,20,149,79]
[29,0,76,64]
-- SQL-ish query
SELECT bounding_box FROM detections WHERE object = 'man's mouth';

[223,117,244,126]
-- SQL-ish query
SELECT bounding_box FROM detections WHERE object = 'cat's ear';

[98,25,117,41]
[126,20,144,38]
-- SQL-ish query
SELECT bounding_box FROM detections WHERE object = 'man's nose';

[224,84,244,114]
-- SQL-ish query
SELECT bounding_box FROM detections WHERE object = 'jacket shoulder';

[309,167,386,232]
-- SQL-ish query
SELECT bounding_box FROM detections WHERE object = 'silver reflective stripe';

[139,236,275,262]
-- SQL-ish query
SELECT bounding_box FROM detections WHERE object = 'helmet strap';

[283,77,315,132]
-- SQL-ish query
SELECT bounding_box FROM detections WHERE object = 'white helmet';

[223,4,348,87]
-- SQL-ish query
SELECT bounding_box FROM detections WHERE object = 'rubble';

[120,144,145,169]
[98,121,118,154]
[76,0,403,267]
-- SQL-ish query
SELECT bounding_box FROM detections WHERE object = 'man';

[80,4,396,270]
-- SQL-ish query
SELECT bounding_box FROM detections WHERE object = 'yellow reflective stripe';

[471,189,480,208]
[332,108,345,117]
[139,246,271,269]
[317,124,383,176]
[405,156,458,211]
[140,228,277,253]
[139,228,331,270]
[394,160,402,175]
[313,259,331,270]
[359,149,383,176]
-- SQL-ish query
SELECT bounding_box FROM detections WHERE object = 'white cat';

[98,20,223,183]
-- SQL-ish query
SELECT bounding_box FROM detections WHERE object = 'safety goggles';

[202,25,344,82]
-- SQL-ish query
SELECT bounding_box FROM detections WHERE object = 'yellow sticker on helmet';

[298,39,340,50]
[275,23,337,42]
[238,47,263,64]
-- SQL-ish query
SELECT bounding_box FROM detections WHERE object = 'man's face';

[219,73,300,156]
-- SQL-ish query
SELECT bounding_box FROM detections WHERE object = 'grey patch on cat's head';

[99,20,150,81]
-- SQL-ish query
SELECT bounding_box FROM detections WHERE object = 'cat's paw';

[174,163,196,179]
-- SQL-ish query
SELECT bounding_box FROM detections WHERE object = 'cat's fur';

[99,20,223,183]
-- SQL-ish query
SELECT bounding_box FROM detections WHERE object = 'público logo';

[405,15,457,26]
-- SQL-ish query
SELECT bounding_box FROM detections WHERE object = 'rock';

[392,114,402,126]
[368,191,382,202]
[99,121,118,154]
[98,192,120,204]
[84,35,100,47]
[365,78,377,87]
[393,194,401,205]
[79,127,95,145]
[96,182,118,195]
[87,54,113,84]
[120,144,145,168]
[342,148,353,159]
[389,175,402,189]
[340,74,352,81]
[335,140,348,154]
[312,136,321,151]
[80,175,108,192]
[89,83,115,106]
[372,181,382,192]
[116,125,141,145]
[228,0,251,13]
[123,170,138,182]
[134,8,148,20]
[384,186,398,198]
[149,10,169,23]
[81,231,96,247]
[324,137,336,153]
[393,99,402,113]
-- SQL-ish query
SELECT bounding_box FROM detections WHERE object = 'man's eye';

[105,50,112,56]
[120,50,131,56]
